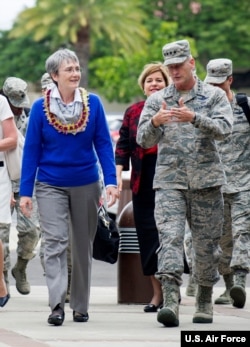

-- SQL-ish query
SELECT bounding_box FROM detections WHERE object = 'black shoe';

[73,311,89,322]
[144,302,163,313]
[48,305,65,326]
[0,294,10,308]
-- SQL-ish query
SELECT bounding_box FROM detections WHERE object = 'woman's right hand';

[20,196,33,218]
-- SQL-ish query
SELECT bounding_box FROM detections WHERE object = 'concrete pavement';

[1,225,249,347]
[1,285,250,347]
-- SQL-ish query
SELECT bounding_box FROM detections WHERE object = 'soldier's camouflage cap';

[162,39,191,66]
[41,72,54,90]
[205,58,232,84]
[3,77,29,108]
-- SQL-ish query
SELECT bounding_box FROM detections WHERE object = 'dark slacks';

[132,154,159,276]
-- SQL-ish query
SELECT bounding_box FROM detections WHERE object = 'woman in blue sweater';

[19,48,119,326]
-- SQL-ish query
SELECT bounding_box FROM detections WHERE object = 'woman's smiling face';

[143,71,168,97]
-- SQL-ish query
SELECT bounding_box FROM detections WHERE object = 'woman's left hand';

[105,186,119,207]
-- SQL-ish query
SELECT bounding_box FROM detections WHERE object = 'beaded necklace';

[44,88,89,135]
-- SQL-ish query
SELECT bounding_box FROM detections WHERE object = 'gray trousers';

[35,181,101,313]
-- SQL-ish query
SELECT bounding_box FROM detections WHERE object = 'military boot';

[186,273,197,297]
[157,280,180,327]
[193,285,213,323]
[230,270,247,309]
[11,257,30,295]
[214,273,233,304]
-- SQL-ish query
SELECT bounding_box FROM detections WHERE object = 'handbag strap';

[236,93,250,125]
[98,205,110,228]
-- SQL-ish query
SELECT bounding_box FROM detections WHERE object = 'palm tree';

[10,0,149,87]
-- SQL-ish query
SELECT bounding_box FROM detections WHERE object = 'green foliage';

[0,0,249,102]
[89,22,176,102]
[150,0,250,69]
[8,0,149,88]
[89,21,204,102]
[10,0,149,53]
[0,30,52,87]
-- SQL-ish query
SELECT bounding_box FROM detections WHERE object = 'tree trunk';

[74,26,90,88]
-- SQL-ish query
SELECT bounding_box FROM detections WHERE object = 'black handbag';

[93,205,120,264]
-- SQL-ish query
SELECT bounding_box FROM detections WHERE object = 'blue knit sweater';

[20,92,116,197]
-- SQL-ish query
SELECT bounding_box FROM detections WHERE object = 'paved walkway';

[1,224,249,346]
[0,285,250,347]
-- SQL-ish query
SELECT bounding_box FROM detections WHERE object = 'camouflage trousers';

[0,192,40,271]
[155,187,223,287]
[218,190,250,274]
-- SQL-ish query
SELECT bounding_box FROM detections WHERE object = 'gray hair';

[45,48,79,75]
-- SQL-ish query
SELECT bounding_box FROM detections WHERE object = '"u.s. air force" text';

[184,334,246,343]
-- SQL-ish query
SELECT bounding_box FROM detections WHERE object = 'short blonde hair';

[138,62,170,91]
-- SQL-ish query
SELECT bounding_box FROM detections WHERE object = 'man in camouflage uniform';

[205,59,250,309]
[136,40,233,327]
[0,77,40,295]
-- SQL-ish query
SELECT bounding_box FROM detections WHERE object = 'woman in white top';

[0,94,18,307]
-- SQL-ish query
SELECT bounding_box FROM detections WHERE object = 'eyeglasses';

[62,67,82,74]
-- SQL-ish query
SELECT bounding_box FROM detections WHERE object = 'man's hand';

[151,101,170,127]
[10,192,16,208]
[168,97,195,123]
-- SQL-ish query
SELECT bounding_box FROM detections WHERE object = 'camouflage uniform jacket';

[12,109,29,193]
[136,78,233,190]
[216,93,250,194]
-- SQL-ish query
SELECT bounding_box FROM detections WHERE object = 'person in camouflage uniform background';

[0,77,40,295]
[0,94,18,307]
[205,58,250,309]
[136,39,234,327]
[0,239,10,307]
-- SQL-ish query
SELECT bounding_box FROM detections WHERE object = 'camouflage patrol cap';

[41,72,54,90]
[162,39,191,66]
[205,58,232,84]
[3,77,29,108]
